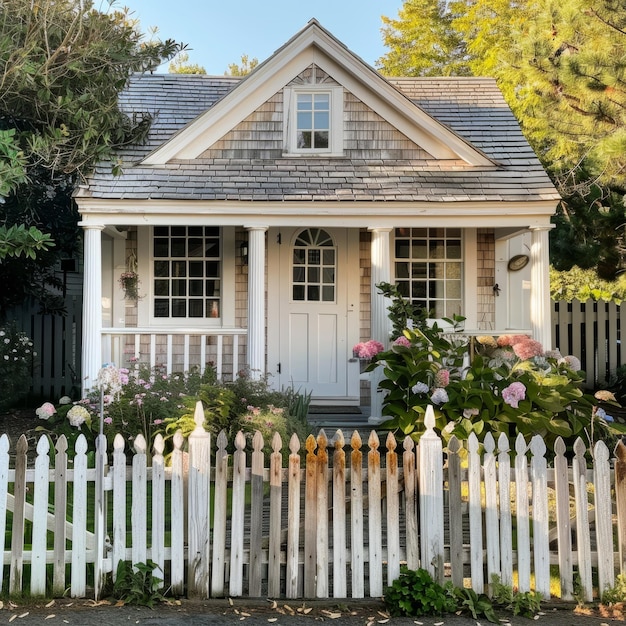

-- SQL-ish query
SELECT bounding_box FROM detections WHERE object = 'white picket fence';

[1,403,624,600]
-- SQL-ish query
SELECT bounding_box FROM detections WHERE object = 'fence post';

[419,406,444,583]
[187,401,211,598]
[304,434,317,598]
[332,430,347,598]
[268,432,283,598]
[316,430,329,598]
[386,432,401,586]
[350,431,365,598]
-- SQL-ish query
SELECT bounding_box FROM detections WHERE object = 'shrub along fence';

[1,403,624,601]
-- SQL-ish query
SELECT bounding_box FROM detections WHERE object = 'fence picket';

[468,432,483,593]
[514,434,531,593]
[350,431,365,598]
[403,436,418,571]
[131,434,148,568]
[594,440,615,596]
[332,430,347,598]
[53,436,68,595]
[304,434,317,598]
[31,436,50,595]
[447,436,463,588]
[530,435,550,598]
[554,437,574,600]
[249,431,265,597]
[497,433,513,588]
[229,431,247,596]
[170,431,185,596]
[94,434,108,600]
[573,437,593,602]
[316,430,329,598]
[268,433,283,598]
[286,434,302,599]
[385,432,400,587]
[211,430,228,597]
[111,434,127,581]
[70,435,88,597]
[483,433,500,589]
[367,431,383,597]
[9,435,27,595]
[151,435,166,585]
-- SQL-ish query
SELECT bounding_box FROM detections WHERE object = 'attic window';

[284,86,343,155]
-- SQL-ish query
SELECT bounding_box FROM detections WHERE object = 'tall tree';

[0,0,183,314]
[377,0,471,76]
[378,0,626,277]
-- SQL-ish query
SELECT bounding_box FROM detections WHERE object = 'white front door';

[267,227,360,403]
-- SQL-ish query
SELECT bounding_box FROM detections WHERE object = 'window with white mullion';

[393,227,463,319]
[153,226,221,319]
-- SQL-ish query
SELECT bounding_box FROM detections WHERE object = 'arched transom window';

[291,228,336,302]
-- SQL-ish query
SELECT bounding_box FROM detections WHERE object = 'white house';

[74,20,560,410]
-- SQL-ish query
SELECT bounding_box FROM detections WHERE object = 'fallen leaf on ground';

[45,616,55,620]
[45,601,55,608]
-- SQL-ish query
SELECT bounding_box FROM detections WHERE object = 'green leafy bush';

[112,560,166,607]
[384,568,456,617]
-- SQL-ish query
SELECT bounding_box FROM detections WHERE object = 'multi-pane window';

[153,226,221,318]
[394,228,462,318]
[296,93,330,150]
[292,228,336,302]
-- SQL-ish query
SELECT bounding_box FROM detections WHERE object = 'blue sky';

[107,0,403,75]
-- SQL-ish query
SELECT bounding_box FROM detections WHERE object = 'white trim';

[283,85,344,156]
[135,226,236,329]
[77,199,559,227]
[141,21,491,166]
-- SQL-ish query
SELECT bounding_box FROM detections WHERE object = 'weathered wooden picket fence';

[2,404,625,601]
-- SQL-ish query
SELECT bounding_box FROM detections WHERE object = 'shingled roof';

[77,72,559,204]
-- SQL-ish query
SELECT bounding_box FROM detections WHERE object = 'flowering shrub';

[0,324,36,411]
[37,363,312,457]
[368,326,614,450]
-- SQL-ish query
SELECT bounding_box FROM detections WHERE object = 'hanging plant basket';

[119,271,140,300]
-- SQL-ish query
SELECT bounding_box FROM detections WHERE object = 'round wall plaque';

[507,254,529,271]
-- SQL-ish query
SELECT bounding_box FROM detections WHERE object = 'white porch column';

[369,227,393,421]
[80,223,105,395]
[530,226,552,349]
[246,226,268,380]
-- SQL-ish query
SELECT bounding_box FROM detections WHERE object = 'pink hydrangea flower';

[353,340,385,359]
[512,339,544,360]
[393,336,411,348]
[502,382,526,408]
[434,369,450,388]
[36,402,56,420]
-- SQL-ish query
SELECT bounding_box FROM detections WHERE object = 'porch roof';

[76,74,560,206]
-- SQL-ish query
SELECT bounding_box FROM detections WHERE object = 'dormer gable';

[141,19,493,167]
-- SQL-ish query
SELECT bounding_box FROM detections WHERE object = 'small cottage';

[74,19,560,413]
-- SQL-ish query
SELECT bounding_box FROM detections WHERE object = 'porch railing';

[101,327,247,380]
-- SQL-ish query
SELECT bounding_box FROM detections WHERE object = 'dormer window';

[297,93,329,149]
[284,86,343,156]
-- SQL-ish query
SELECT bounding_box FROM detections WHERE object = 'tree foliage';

[225,54,259,76]
[378,0,626,277]
[169,51,206,74]
[0,0,183,314]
